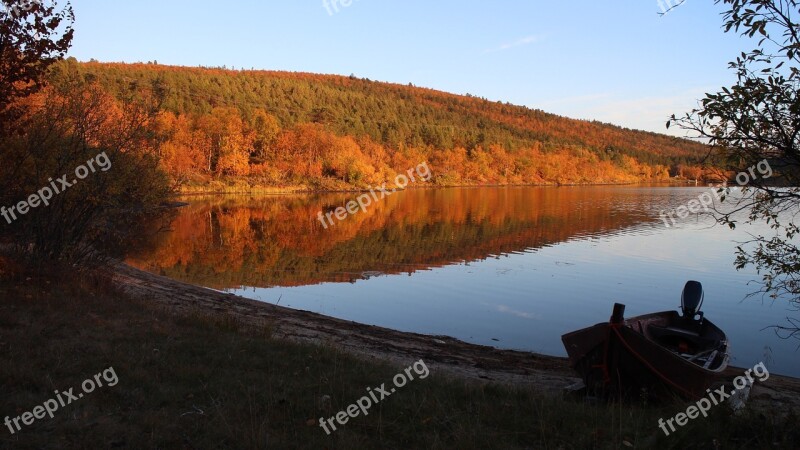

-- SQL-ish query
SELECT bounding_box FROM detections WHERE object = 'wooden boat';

[561,281,729,400]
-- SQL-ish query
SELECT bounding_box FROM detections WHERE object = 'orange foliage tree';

[196,107,252,176]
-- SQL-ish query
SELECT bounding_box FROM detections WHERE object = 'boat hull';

[562,310,729,400]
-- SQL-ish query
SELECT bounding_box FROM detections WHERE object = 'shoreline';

[173,179,708,196]
[103,261,800,409]
[104,261,577,390]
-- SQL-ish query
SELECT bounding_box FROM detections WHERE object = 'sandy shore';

[105,261,800,411]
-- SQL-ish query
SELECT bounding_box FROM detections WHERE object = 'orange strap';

[591,325,614,384]
[608,324,698,399]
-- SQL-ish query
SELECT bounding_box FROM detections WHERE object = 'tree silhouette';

[669,0,800,340]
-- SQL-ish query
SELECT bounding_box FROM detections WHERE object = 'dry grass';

[0,264,796,449]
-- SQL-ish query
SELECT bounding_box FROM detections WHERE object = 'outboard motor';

[681,280,704,322]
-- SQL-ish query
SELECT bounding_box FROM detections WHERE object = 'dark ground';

[0,258,797,449]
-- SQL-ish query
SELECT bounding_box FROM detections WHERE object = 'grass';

[0,263,796,449]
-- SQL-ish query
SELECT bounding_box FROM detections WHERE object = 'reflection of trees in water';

[127,188,655,289]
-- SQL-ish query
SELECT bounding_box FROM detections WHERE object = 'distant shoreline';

[174,179,710,196]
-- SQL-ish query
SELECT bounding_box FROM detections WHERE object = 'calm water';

[128,187,800,377]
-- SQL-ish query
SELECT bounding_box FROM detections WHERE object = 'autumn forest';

[47,59,710,191]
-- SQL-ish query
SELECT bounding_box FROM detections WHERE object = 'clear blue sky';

[65,0,750,136]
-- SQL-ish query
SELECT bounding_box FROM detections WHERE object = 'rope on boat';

[607,323,698,399]
[591,326,613,385]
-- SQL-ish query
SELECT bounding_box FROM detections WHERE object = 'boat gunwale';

[620,310,730,374]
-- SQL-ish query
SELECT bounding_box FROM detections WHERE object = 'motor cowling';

[681,280,704,320]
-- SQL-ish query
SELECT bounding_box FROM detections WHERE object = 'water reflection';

[128,187,660,288]
[128,187,800,377]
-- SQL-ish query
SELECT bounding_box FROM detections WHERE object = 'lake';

[127,186,800,377]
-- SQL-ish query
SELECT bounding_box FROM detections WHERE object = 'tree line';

[49,59,714,189]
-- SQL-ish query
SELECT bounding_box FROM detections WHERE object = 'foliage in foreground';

[0,0,73,126]
[0,1,172,266]
[0,73,172,265]
[670,0,800,339]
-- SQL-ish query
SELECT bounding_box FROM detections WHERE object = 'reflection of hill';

[127,188,655,289]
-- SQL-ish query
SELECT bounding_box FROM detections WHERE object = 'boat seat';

[647,323,718,350]
[658,326,700,338]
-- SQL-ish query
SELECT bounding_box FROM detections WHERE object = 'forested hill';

[50,59,709,189]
